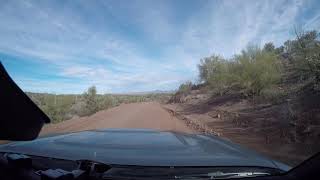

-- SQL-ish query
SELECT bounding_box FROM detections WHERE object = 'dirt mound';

[166,89,320,166]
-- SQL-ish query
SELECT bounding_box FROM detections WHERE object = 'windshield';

[0,0,319,178]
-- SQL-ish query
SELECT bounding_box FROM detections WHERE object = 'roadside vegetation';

[169,29,320,165]
[27,88,171,123]
[198,46,281,97]
[173,29,320,101]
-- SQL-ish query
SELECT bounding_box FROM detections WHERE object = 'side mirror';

[0,62,50,140]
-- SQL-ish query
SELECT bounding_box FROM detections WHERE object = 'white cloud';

[0,0,319,93]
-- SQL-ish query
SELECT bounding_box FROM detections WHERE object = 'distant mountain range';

[112,90,175,95]
[25,90,175,96]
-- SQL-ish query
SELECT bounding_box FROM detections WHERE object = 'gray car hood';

[0,129,290,171]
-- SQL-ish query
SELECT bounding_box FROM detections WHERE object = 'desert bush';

[168,82,193,103]
[234,46,281,96]
[288,30,320,89]
[198,54,226,83]
[98,95,119,110]
[199,46,281,96]
[259,87,288,104]
[41,104,70,123]
[207,60,239,95]
[69,100,87,117]
[177,81,193,95]
[81,86,99,116]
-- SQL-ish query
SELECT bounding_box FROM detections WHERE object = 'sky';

[0,0,319,94]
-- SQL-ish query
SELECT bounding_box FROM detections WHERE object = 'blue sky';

[0,0,319,94]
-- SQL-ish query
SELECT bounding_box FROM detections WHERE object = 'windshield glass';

[0,0,319,177]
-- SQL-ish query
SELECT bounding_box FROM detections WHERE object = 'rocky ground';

[165,89,320,166]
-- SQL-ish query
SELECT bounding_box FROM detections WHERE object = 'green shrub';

[198,54,226,83]
[82,86,99,116]
[234,46,281,95]
[259,87,288,104]
[41,104,70,123]
[207,60,239,95]
[288,30,320,88]
[199,46,281,96]
[177,81,193,95]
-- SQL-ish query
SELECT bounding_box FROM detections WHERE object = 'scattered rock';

[164,107,221,136]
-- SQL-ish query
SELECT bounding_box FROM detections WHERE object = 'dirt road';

[40,102,192,136]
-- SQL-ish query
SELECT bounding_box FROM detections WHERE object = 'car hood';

[0,129,290,171]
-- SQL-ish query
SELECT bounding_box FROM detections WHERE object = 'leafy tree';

[198,54,225,83]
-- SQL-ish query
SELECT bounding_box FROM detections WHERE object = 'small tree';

[234,46,281,96]
[83,86,99,115]
[263,42,275,53]
[198,46,281,96]
[198,55,225,83]
[292,30,320,87]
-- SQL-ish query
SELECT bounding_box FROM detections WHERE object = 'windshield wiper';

[174,171,271,179]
